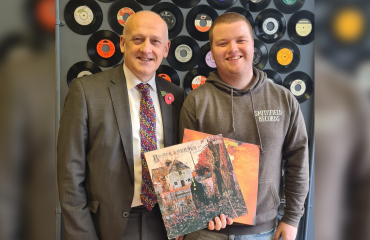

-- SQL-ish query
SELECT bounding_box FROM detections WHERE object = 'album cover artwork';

[145,135,248,239]
[183,129,260,225]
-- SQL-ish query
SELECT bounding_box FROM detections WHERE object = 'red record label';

[194,14,212,32]
[96,39,115,58]
[158,73,172,82]
[117,7,135,26]
[191,75,207,90]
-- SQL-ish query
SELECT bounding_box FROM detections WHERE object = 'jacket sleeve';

[57,79,98,240]
[179,98,198,142]
[281,99,309,227]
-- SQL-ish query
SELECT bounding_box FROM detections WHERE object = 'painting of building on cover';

[183,129,260,225]
[145,135,248,239]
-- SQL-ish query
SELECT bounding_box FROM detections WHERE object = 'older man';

[179,12,309,240]
[57,11,184,240]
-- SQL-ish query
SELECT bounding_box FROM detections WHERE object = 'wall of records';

[57,0,314,239]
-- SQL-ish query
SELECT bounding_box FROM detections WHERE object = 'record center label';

[205,51,216,68]
[97,39,115,58]
[251,0,263,2]
[263,18,279,35]
[74,6,94,26]
[195,14,212,32]
[267,78,276,84]
[160,11,176,31]
[283,0,297,5]
[253,47,262,65]
[277,48,293,66]
[77,71,93,78]
[117,8,135,26]
[192,75,207,90]
[175,44,193,63]
[296,19,312,37]
[290,79,306,96]
[158,73,172,82]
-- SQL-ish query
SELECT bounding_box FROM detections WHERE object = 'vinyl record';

[240,0,272,12]
[283,71,313,103]
[199,42,217,71]
[156,65,180,86]
[151,2,183,39]
[167,35,201,71]
[183,67,210,95]
[108,0,143,35]
[264,69,282,85]
[274,0,304,14]
[172,0,200,9]
[206,0,236,10]
[96,0,115,2]
[64,0,103,35]
[186,5,219,41]
[87,30,123,67]
[288,10,314,45]
[136,0,160,6]
[225,7,255,27]
[67,61,102,87]
[255,9,286,44]
[253,39,268,70]
[269,40,300,73]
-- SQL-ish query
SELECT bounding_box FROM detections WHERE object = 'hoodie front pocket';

[256,179,280,214]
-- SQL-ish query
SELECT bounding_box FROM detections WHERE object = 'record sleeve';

[108,0,143,35]
[67,61,102,87]
[269,40,300,73]
[167,36,201,71]
[254,9,286,44]
[183,67,210,95]
[288,10,314,45]
[151,2,183,39]
[283,71,313,103]
[186,5,219,41]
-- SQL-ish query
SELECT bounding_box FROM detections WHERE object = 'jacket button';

[123,212,129,218]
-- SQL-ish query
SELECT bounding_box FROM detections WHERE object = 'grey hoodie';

[179,68,309,235]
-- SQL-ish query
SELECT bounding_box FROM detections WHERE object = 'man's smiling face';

[120,12,170,82]
[211,21,254,77]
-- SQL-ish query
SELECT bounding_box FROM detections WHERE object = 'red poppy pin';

[161,91,175,105]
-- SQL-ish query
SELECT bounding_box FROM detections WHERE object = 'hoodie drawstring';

[250,90,264,153]
[231,88,235,132]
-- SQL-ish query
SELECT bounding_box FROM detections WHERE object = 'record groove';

[269,40,300,74]
[136,0,161,6]
[288,10,314,45]
[64,0,103,35]
[240,0,271,12]
[108,0,143,35]
[167,35,200,71]
[151,2,183,39]
[253,39,268,70]
[67,61,102,87]
[183,67,210,95]
[186,5,219,41]
[254,9,286,44]
[172,0,200,9]
[264,69,282,85]
[283,71,313,103]
[225,7,255,27]
[87,30,123,67]
[199,42,217,71]
[156,65,180,86]
[206,0,236,10]
[274,0,305,14]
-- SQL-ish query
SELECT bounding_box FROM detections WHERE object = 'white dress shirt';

[124,64,164,207]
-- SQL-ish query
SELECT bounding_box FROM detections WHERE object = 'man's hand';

[274,222,297,240]
[208,214,233,230]
[175,236,185,240]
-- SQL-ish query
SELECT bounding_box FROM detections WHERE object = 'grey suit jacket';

[57,65,185,240]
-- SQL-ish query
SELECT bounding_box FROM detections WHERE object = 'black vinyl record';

[167,36,201,71]
[241,0,271,12]
[87,30,123,67]
[96,0,114,2]
[172,0,200,9]
[283,71,313,103]
[254,9,286,44]
[288,10,314,45]
[64,0,103,35]
[151,2,183,39]
[186,5,219,41]
[108,0,143,35]
[156,65,180,86]
[67,61,102,87]
[225,7,255,27]
[253,39,268,70]
[136,0,160,6]
[274,0,304,14]
[206,0,236,10]
[183,67,210,95]
[269,40,300,74]
[199,42,217,71]
[264,69,282,85]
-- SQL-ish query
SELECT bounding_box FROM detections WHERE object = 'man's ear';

[120,35,125,54]
[163,40,171,58]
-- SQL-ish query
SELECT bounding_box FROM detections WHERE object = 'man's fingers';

[178,235,185,240]
[226,217,233,225]
[214,217,222,230]
[220,214,227,228]
[208,220,215,230]
[274,228,282,240]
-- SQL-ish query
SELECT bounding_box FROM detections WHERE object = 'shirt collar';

[124,64,157,92]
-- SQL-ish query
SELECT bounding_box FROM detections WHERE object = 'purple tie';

[137,83,158,211]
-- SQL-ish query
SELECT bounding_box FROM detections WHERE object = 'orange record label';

[191,75,207,90]
[158,73,172,82]
[277,48,293,66]
[194,14,212,32]
[96,39,115,58]
[117,7,135,26]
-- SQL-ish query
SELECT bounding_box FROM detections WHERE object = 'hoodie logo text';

[255,110,282,122]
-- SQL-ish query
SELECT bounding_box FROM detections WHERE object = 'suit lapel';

[109,66,135,181]
[156,77,173,147]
